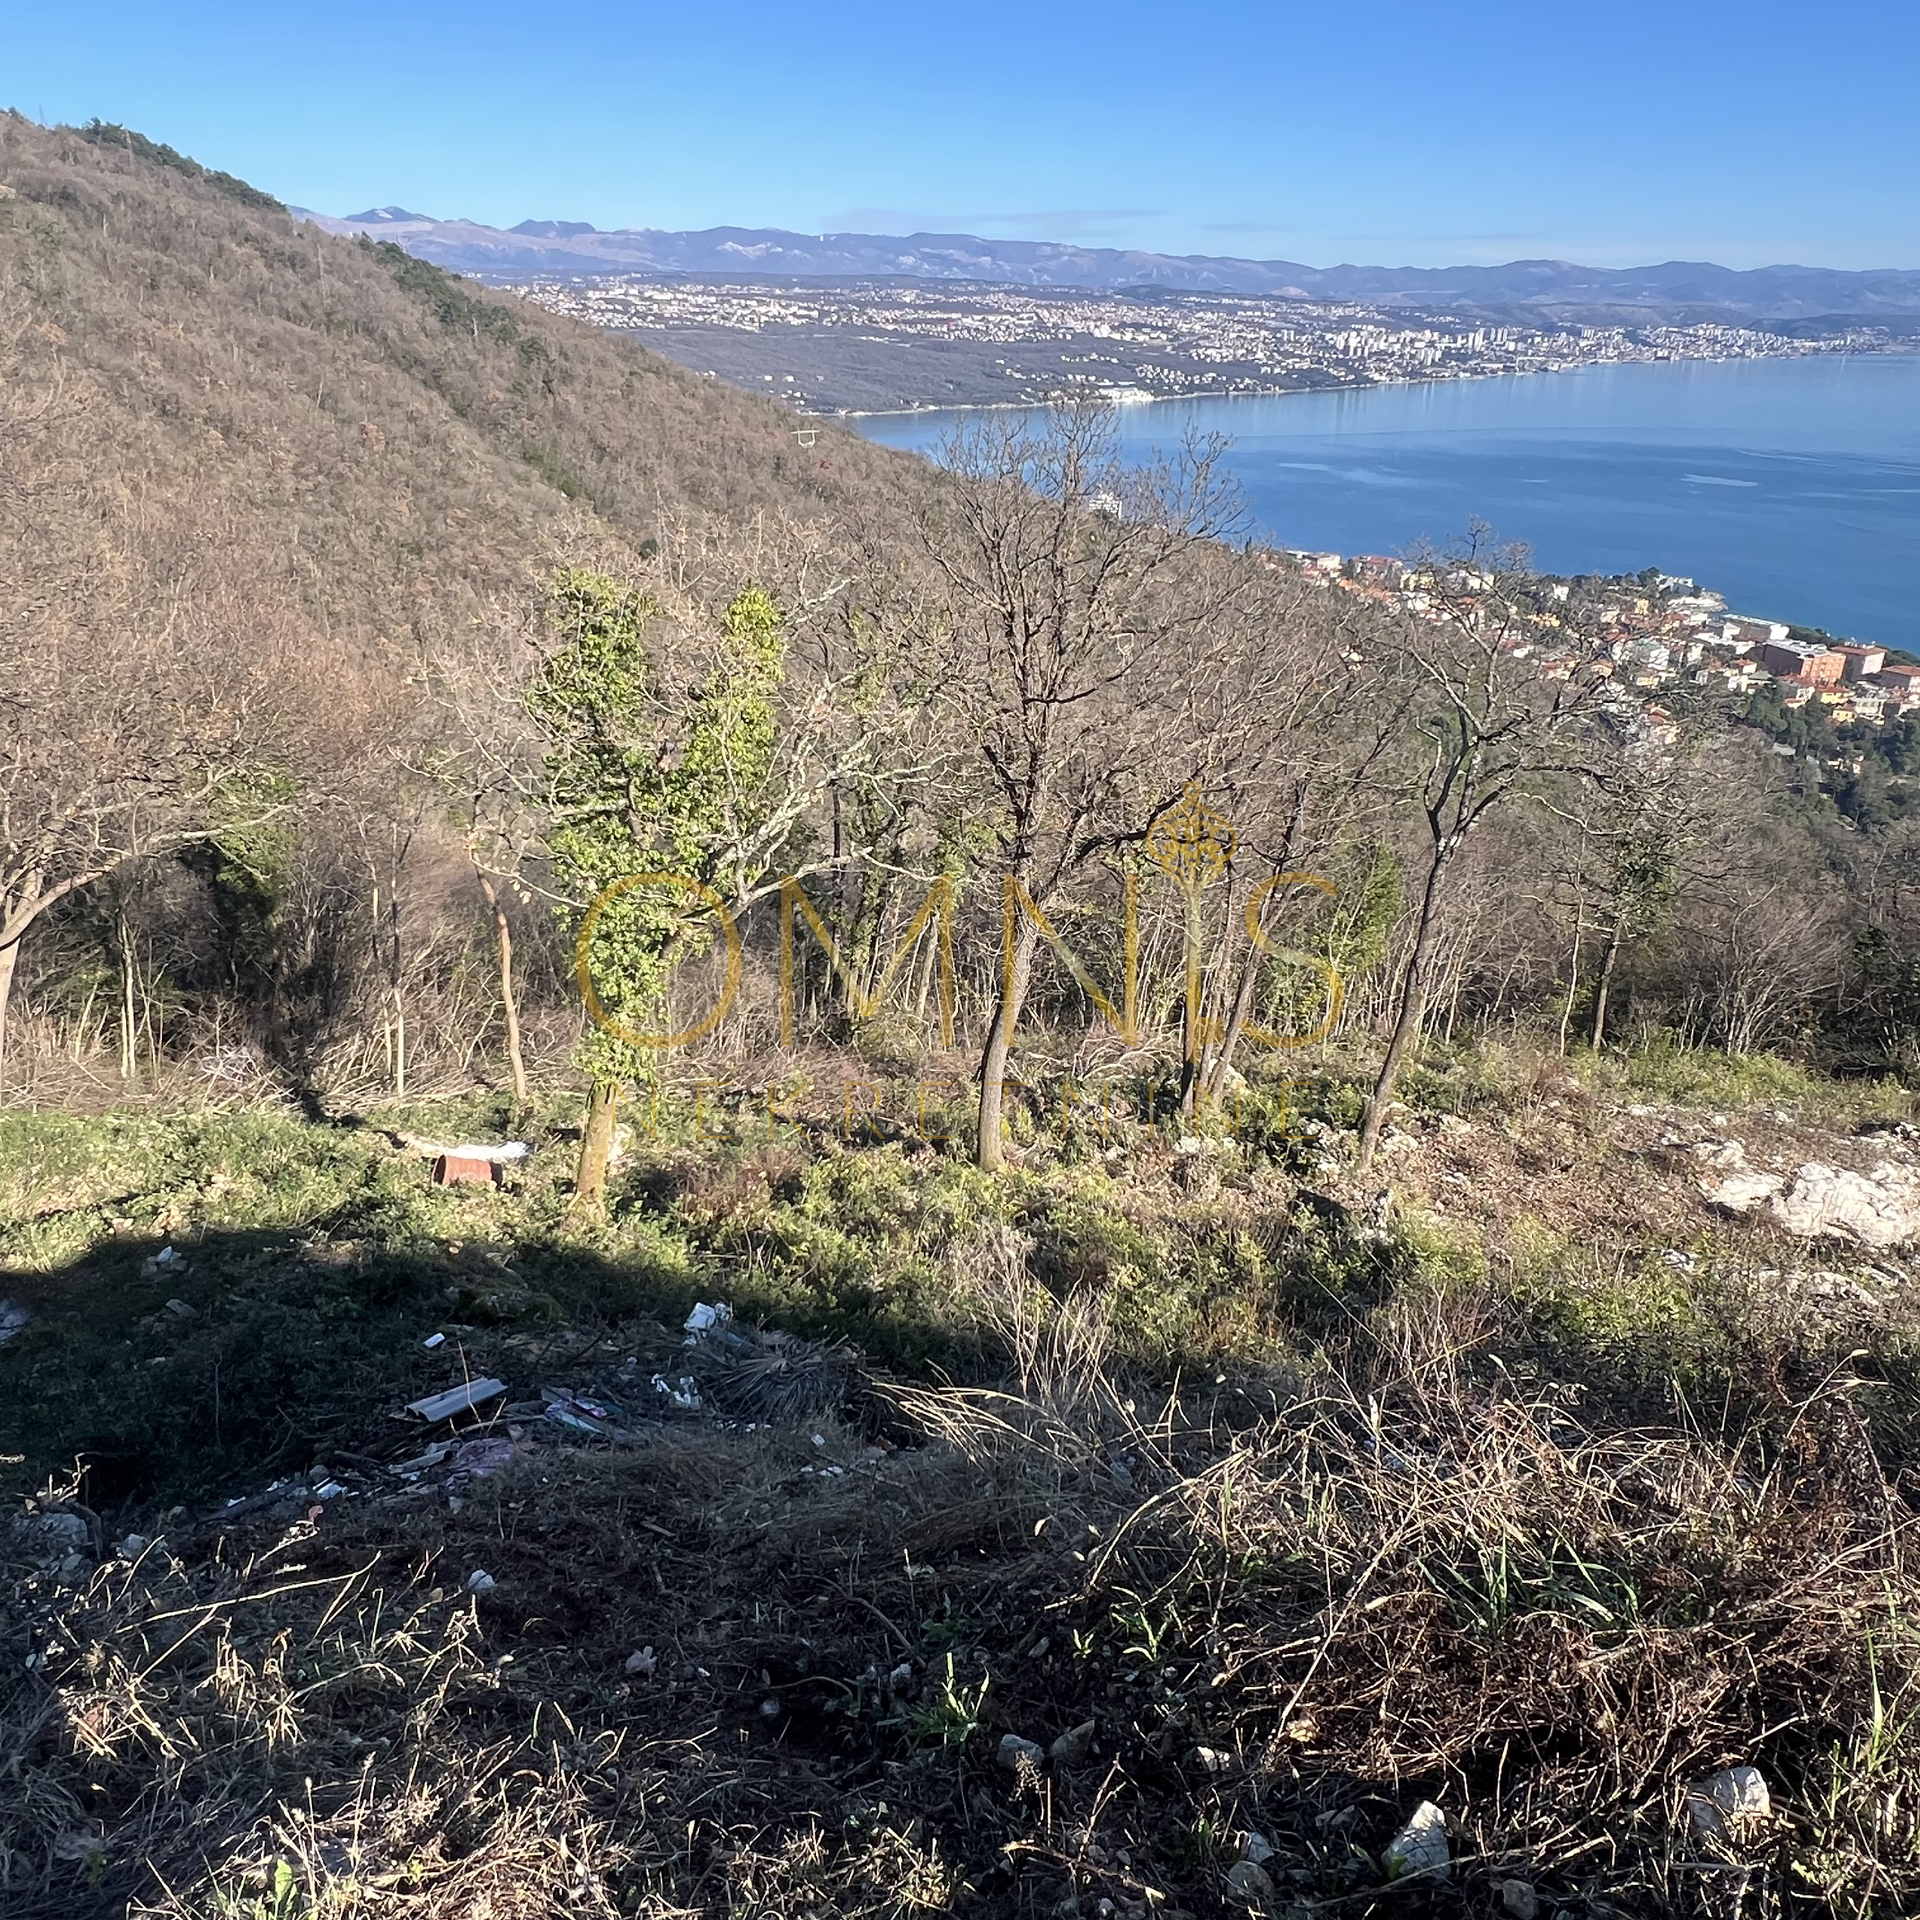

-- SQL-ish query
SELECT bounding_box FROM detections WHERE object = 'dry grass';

[5,1203,1920,1917]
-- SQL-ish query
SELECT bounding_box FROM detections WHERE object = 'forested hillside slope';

[0,114,902,623]
[0,114,918,1087]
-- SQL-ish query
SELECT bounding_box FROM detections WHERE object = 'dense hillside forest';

[8,116,1920,1920]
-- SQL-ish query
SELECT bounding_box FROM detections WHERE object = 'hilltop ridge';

[292,203,1920,319]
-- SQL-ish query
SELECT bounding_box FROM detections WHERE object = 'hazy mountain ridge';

[296,206,1920,318]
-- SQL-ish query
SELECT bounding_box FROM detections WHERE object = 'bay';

[853,355,1920,650]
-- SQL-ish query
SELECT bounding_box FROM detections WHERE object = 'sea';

[852,354,1920,650]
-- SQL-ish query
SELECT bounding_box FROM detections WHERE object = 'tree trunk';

[572,1080,619,1210]
[1357,846,1453,1175]
[1204,879,1278,1106]
[0,937,18,1089]
[1177,890,1206,1118]
[475,868,528,1112]
[1591,909,1627,1050]
[976,913,1039,1172]
[1557,899,1585,1056]
[118,911,138,1082]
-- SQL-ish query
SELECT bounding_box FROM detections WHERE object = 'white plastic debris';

[1383,1800,1449,1880]
[625,1646,657,1675]
[1687,1763,1771,1840]
[650,1373,702,1412]
[1193,1745,1234,1774]
[312,1480,347,1500]
[401,1136,530,1163]
[465,1569,497,1593]
[683,1302,733,1335]
[422,1331,446,1349]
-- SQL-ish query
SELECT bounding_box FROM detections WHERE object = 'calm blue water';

[854,356,1920,649]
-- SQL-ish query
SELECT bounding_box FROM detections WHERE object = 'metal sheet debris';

[405,1378,507,1423]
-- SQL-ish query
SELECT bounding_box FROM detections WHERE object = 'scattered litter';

[397,1133,530,1163]
[422,1331,446,1350]
[433,1153,498,1188]
[311,1480,347,1500]
[811,1433,826,1447]
[1050,1720,1096,1767]
[446,1437,521,1492]
[0,1299,29,1345]
[625,1646,657,1675]
[465,1569,497,1593]
[393,1440,454,1478]
[406,1378,507,1424]
[1193,1745,1234,1774]
[650,1374,702,1413]
[683,1301,733,1336]
[538,1392,650,1442]
[1383,1800,1449,1880]
[1224,1860,1274,1905]
[997,1733,1045,1770]
[1687,1763,1771,1841]
[543,1393,619,1435]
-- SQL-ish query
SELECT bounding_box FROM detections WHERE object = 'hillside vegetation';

[3,118,1920,1920]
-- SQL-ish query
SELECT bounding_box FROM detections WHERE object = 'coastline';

[833,342,1920,420]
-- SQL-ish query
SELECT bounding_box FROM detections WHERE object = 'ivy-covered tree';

[528,570,788,1206]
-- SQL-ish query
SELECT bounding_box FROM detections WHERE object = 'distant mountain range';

[291,206,1920,320]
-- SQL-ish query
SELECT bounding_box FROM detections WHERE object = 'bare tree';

[1355,532,1611,1174]
[1189,571,1401,1107]
[915,400,1244,1170]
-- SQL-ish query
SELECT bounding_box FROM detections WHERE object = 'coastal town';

[503,272,1911,414]
[1283,544,1916,732]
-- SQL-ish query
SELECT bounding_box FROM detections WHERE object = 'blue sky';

[7,0,1916,269]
